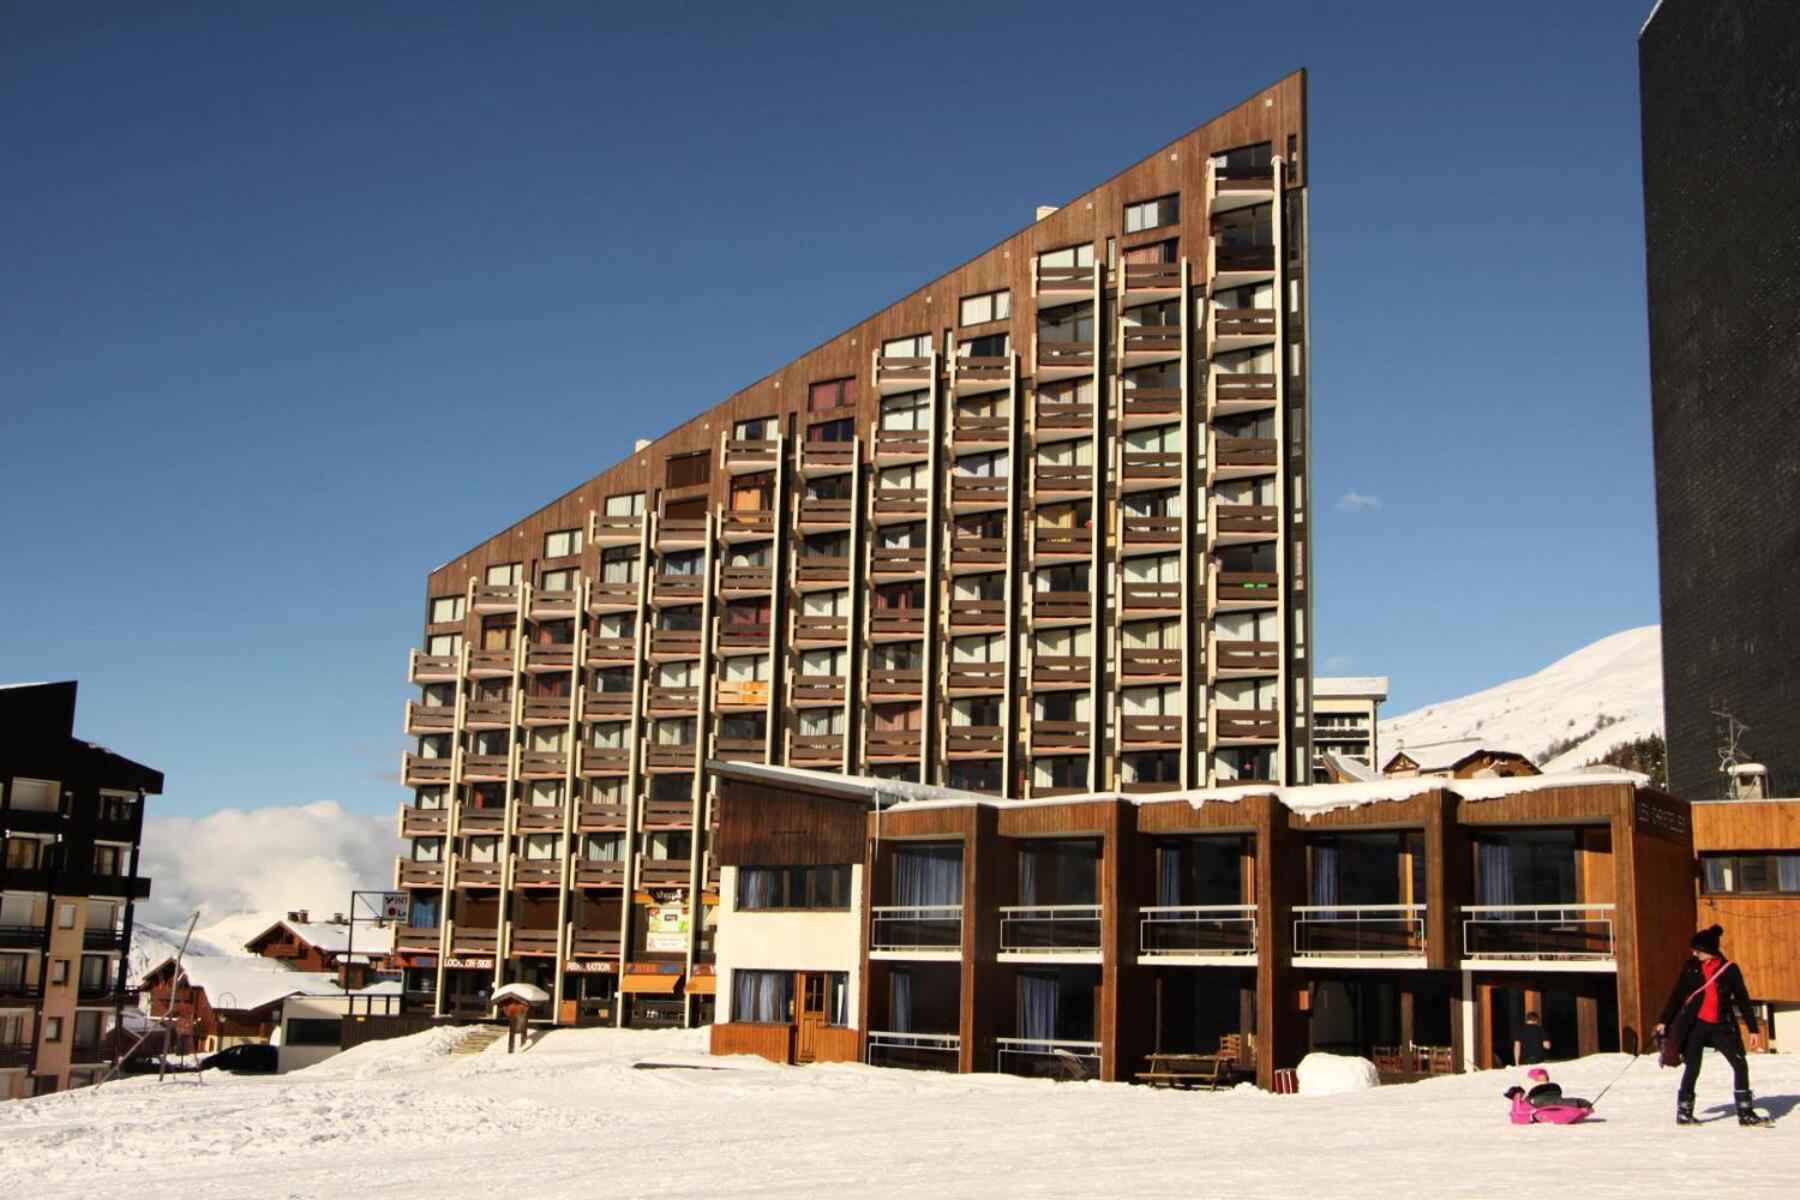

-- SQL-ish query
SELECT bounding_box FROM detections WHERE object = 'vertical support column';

[682,513,719,1028]
[842,446,866,775]
[919,353,944,783]
[764,435,790,765]
[1268,157,1291,786]
[1178,255,1197,790]
[1000,355,1023,797]
[1087,263,1107,793]
[615,516,652,1027]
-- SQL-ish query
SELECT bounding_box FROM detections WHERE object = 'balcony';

[1030,592,1090,625]
[1213,504,1278,542]
[511,862,564,890]
[1212,306,1278,349]
[949,598,1006,630]
[570,927,623,955]
[952,357,1010,396]
[395,924,442,953]
[1461,905,1616,962]
[455,861,506,888]
[470,583,520,614]
[870,906,962,954]
[82,927,128,952]
[1034,462,1093,496]
[400,807,451,838]
[405,703,457,736]
[873,427,932,463]
[792,613,849,644]
[576,800,631,830]
[1210,371,1278,410]
[523,643,576,673]
[719,510,776,542]
[870,545,928,578]
[1036,339,1095,379]
[466,647,516,677]
[997,1037,1101,1079]
[583,689,635,719]
[514,804,566,834]
[1210,241,1276,282]
[1031,655,1091,688]
[397,860,446,888]
[651,575,706,606]
[530,588,580,620]
[655,517,708,550]
[1035,263,1094,299]
[872,487,928,523]
[714,736,766,763]
[1029,720,1090,753]
[1033,394,1094,439]
[1121,647,1182,680]
[645,742,698,770]
[409,651,460,684]
[799,440,858,477]
[865,728,923,760]
[1119,714,1182,747]
[715,679,771,709]
[641,796,694,828]
[0,925,43,950]
[1121,451,1182,489]
[867,1031,961,1072]
[950,535,1005,569]
[646,685,700,714]
[1121,514,1181,550]
[1121,259,1183,299]
[589,512,645,546]
[402,755,454,788]
[520,696,573,729]
[875,356,933,395]
[650,629,705,659]
[460,753,511,782]
[1210,162,1274,212]
[717,565,773,597]
[573,860,627,889]
[870,610,926,640]
[1215,571,1279,606]
[1120,323,1182,362]
[510,925,561,953]
[944,726,1004,757]
[862,668,920,700]
[586,580,640,613]
[1214,709,1279,742]
[794,557,852,590]
[1120,581,1181,614]
[1120,388,1181,427]
[949,477,1008,513]
[1212,436,1278,476]
[1032,527,1093,559]
[715,622,771,654]
[449,926,499,955]
[724,438,780,475]
[792,676,847,706]
[0,1042,38,1066]
[636,855,692,889]
[1139,905,1257,959]
[456,803,507,833]
[790,733,845,764]
[1293,905,1426,959]
[797,497,854,529]
[945,662,1006,693]
[999,905,1102,954]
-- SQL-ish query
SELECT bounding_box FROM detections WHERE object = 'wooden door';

[795,972,828,1063]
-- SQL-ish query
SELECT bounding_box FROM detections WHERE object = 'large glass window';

[736,865,853,910]
[959,289,1011,326]
[1700,852,1800,895]
[1125,193,1179,233]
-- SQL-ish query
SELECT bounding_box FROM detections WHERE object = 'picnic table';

[1135,1052,1237,1090]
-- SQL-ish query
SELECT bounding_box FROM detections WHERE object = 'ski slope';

[1382,626,1663,772]
[0,1026,1790,1198]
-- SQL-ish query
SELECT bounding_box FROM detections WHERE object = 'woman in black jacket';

[1654,924,1768,1126]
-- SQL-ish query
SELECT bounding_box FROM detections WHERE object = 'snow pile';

[0,1029,1793,1198]
[1295,1053,1380,1095]
[1382,626,1663,772]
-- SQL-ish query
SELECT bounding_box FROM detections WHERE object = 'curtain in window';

[1477,840,1516,907]
[894,845,963,907]
[1019,973,1059,1042]
[739,868,777,910]
[828,973,849,1026]
[732,970,791,1023]
[1778,854,1800,892]
[1311,844,1339,909]
[891,969,912,1034]
[1157,845,1182,908]
[1019,851,1039,908]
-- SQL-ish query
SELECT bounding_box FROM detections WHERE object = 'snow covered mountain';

[127,914,271,981]
[1379,626,1663,772]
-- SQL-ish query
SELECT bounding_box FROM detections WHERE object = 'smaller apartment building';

[1690,799,1800,1029]
[706,762,1695,1087]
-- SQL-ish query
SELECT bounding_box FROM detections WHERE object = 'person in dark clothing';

[1655,924,1768,1126]
[1515,1011,1551,1066]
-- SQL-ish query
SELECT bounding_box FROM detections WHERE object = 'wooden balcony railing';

[1122,261,1183,292]
[1031,593,1091,622]
[715,621,771,650]
[1036,264,1093,292]
[719,510,776,539]
[1121,581,1182,611]
[586,634,636,663]
[403,755,454,787]
[1121,647,1182,678]
[797,497,854,527]
[1212,372,1277,403]
[1122,515,1181,545]
[789,733,845,763]
[1030,720,1091,751]
[646,685,700,713]
[1035,462,1093,492]
[460,754,511,781]
[953,359,1011,392]
[466,648,516,676]
[650,629,705,658]
[583,689,635,717]
[1120,389,1181,421]
[573,861,627,890]
[792,613,849,642]
[950,476,1009,507]
[713,737,766,762]
[800,442,858,473]
[868,668,924,698]
[1033,527,1093,557]
[645,741,698,769]
[1037,341,1095,370]
[520,695,572,725]
[514,804,567,833]
[463,698,511,728]
[652,575,706,604]
[454,861,505,888]
[1212,243,1276,274]
[794,557,851,586]
[576,801,631,829]
[724,438,780,471]
[873,488,928,519]
[586,580,639,611]
[865,728,923,758]
[717,565,773,595]
[1035,396,1094,431]
[656,517,709,546]
[1032,655,1092,686]
[870,545,928,575]
[641,797,695,828]
[792,676,847,704]
[1122,451,1182,482]
[945,726,1005,756]
[449,926,499,953]
[530,588,580,618]
[1120,714,1182,745]
[1213,307,1277,339]
[714,680,771,708]
[397,859,446,887]
[874,428,933,459]
[409,651,460,683]
[523,643,576,672]
[1215,571,1280,604]
[400,807,450,837]
[509,924,561,951]
[635,856,692,888]
[870,610,927,638]
[1121,324,1182,353]
[589,512,645,544]
[395,924,442,952]
[570,926,623,953]
[456,803,507,832]
[517,750,568,778]
[876,356,933,388]
[471,583,520,612]
[1215,504,1279,536]
[950,535,1005,566]
[946,662,1007,692]
[511,863,563,890]
[1215,709,1281,741]
[950,598,1006,628]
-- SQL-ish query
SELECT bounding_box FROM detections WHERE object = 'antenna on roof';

[1712,708,1760,798]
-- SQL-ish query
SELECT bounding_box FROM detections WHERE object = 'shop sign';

[566,960,619,974]
[444,956,495,970]
[645,903,690,953]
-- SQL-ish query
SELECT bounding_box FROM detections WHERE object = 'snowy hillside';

[0,1026,1791,1198]
[128,913,274,981]
[1381,627,1663,772]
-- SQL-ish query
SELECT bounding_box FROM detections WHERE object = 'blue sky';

[0,1,1660,819]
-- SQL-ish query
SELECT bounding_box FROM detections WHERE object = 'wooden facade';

[1690,800,1800,1004]
[394,73,1318,1029]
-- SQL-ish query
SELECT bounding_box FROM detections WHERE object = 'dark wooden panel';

[1691,798,1800,851]
[996,801,1114,837]
[710,1021,793,1063]
[712,778,867,866]
[1135,796,1263,833]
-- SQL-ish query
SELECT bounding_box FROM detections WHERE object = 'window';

[959,331,1009,358]
[731,969,793,1023]
[79,955,107,991]
[882,333,932,359]
[599,548,638,584]
[734,416,775,440]
[1700,853,1800,895]
[665,451,711,490]
[1215,141,1272,171]
[426,632,463,657]
[808,377,858,412]
[429,595,465,624]
[486,563,522,586]
[56,904,75,930]
[6,779,57,812]
[50,959,68,986]
[3,837,38,870]
[44,1017,63,1043]
[736,865,853,910]
[541,566,579,591]
[807,416,855,444]
[1125,193,1179,233]
[286,1018,342,1047]
[544,528,583,559]
[1038,244,1095,270]
[959,289,1011,327]
[604,492,645,517]
[92,844,122,876]
[879,391,929,431]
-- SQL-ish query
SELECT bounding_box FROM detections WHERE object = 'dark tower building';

[1640,0,1800,798]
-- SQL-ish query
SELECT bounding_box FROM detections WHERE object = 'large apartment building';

[1,682,159,1098]
[394,74,1314,1027]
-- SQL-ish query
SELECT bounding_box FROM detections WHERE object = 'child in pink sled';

[1504,1067,1595,1124]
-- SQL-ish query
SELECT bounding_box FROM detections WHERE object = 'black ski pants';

[1678,1020,1751,1099]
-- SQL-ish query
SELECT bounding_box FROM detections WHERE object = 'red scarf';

[1697,957,1727,1024]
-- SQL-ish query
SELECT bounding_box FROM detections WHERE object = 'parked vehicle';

[200,1043,279,1074]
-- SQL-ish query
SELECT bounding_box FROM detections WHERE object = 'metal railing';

[999,904,1102,953]
[996,1037,1101,1078]
[870,906,962,953]
[1293,904,1426,957]
[866,1031,960,1071]
[1139,905,1257,957]
[1462,904,1616,960]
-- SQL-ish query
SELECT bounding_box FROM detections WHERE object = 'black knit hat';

[1691,924,1724,955]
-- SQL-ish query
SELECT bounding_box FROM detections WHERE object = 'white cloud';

[137,802,399,927]
[1337,489,1384,512]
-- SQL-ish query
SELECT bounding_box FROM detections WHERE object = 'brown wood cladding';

[421,72,1306,599]
[1692,800,1800,1002]
[1691,799,1800,851]
[711,777,867,866]
[709,1021,794,1062]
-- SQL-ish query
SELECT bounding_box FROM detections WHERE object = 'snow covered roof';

[1318,751,1380,784]
[706,760,991,807]
[243,919,365,956]
[1314,676,1389,700]
[141,956,399,1013]
[1381,739,1536,774]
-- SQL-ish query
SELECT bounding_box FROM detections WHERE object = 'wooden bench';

[1135,1053,1235,1090]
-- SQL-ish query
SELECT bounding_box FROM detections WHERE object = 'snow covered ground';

[1,1027,1792,1198]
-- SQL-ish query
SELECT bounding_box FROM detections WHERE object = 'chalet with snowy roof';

[243,912,391,987]
[138,954,397,1056]
[1380,741,1539,780]
[704,761,1695,1088]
